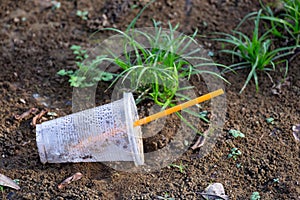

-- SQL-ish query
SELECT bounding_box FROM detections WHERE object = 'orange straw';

[133,88,224,127]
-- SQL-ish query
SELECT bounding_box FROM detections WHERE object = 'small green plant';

[236,163,242,168]
[215,9,295,93]
[229,129,245,138]
[58,45,115,87]
[169,161,186,174]
[13,179,20,186]
[266,117,275,124]
[259,1,288,39]
[250,191,260,200]
[199,110,210,123]
[260,0,300,46]
[51,1,61,10]
[228,147,242,160]
[69,45,88,60]
[273,178,280,183]
[76,10,89,20]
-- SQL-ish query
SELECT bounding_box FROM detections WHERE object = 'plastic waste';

[36,92,144,166]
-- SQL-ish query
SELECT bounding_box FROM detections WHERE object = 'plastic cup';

[36,92,144,166]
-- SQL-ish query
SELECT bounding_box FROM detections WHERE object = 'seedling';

[260,0,300,46]
[266,117,275,124]
[70,45,88,61]
[199,110,210,123]
[228,147,242,160]
[273,178,280,183]
[76,10,89,20]
[229,129,245,138]
[214,9,295,93]
[51,1,61,10]
[169,161,186,174]
[58,45,115,87]
[236,163,242,168]
[250,191,260,200]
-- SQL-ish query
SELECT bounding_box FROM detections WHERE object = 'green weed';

[250,191,261,200]
[106,17,228,133]
[57,45,115,87]
[260,0,300,46]
[215,9,295,93]
[229,129,245,138]
[228,147,242,160]
[169,161,186,174]
[108,20,226,105]
[266,117,275,124]
[199,110,210,123]
[76,10,88,20]
[51,1,61,10]
[273,178,280,183]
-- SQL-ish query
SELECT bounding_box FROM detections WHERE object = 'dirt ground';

[0,0,299,199]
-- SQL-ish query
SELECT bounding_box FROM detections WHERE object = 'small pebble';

[19,98,26,104]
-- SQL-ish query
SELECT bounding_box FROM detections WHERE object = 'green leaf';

[57,69,67,76]
[69,75,86,87]
[70,45,81,51]
[229,129,245,138]
[266,117,275,124]
[57,69,73,76]
[101,72,114,81]
[250,192,260,200]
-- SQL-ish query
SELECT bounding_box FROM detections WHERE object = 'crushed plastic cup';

[36,92,144,166]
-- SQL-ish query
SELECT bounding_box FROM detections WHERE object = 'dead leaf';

[200,183,228,200]
[32,109,48,126]
[271,77,291,95]
[0,174,20,190]
[191,135,206,150]
[58,172,83,189]
[14,108,38,120]
[292,124,300,142]
[191,129,210,150]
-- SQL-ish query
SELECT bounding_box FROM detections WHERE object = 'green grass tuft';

[214,9,296,93]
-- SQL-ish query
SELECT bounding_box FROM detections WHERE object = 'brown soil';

[0,0,299,199]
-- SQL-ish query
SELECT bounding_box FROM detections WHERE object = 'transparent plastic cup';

[36,92,144,166]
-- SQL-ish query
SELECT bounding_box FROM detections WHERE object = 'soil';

[0,0,299,199]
